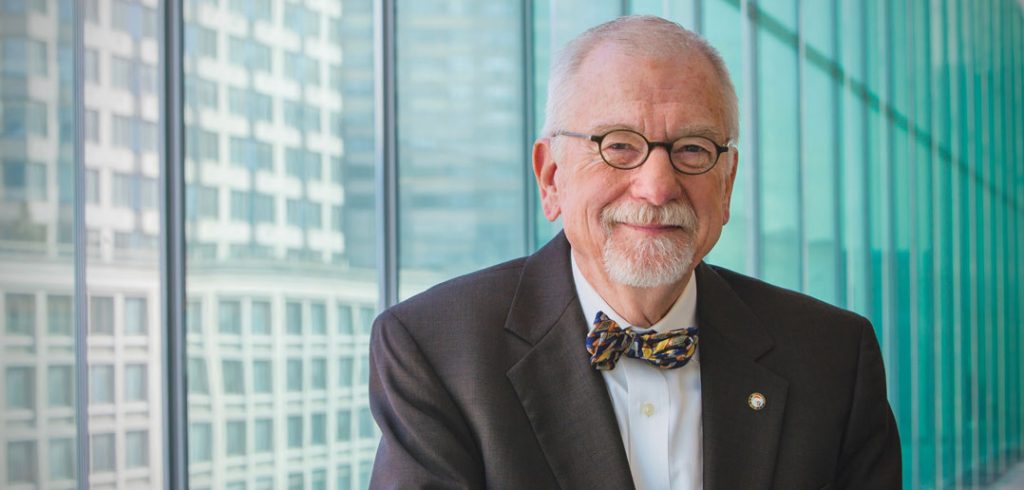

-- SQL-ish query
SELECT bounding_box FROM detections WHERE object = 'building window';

[5,367,34,410]
[185,75,218,109]
[6,441,37,484]
[285,301,301,334]
[312,468,327,490]
[187,358,209,394]
[288,472,304,490]
[283,101,320,132]
[47,365,73,407]
[311,358,326,390]
[111,56,133,91]
[89,296,114,334]
[228,87,273,122]
[90,433,115,473]
[284,53,319,85]
[5,292,35,335]
[337,305,353,334]
[285,148,322,180]
[89,365,114,405]
[124,363,147,402]
[185,126,220,162]
[228,36,272,73]
[310,302,326,334]
[186,184,219,220]
[251,300,270,334]
[2,160,48,201]
[358,407,375,439]
[125,431,148,469]
[336,409,350,442]
[283,3,319,37]
[337,464,352,490]
[184,24,217,58]
[85,109,100,143]
[124,296,148,335]
[287,415,302,448]
[253,360,271,394]
[84,48,99,83]
[219,299,241,334]
[26,100,46,136]
[286,359,302,392]
[311,412,326,445]
[189,423,212,463]
[337,356,352,388]
[229,137,273,171]
[48,438,74,480]
[186,300,202,334]
[226,420,246,456]
[85,169,100,204]
[222,360,244,395]
[28,39,46,77]
[228,0,272,22]
[254,418,273,453]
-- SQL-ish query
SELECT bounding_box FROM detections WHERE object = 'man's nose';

[629,146,683,206]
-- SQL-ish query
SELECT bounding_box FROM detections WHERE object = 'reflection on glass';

[395,0,528,297]
[0,0,78,487]
[184,0,379,487]
[81,0,166,487]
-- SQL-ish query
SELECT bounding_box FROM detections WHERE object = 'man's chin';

[602,239,694,288]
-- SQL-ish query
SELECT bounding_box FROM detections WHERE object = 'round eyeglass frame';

[555,129,732,175]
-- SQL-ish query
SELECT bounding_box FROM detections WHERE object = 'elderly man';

[369,15,901,490]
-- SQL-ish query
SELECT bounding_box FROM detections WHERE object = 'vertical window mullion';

[375,0,398,309]
[163,0,188,488]
[73,0,91,486]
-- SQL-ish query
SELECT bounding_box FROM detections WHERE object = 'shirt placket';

[625,360,671,490]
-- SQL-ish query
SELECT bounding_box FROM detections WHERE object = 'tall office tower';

[183,0,379,488]
[2,0,166,488]
[394,1,527,295]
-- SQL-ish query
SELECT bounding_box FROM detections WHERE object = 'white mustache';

[600,201,697,230]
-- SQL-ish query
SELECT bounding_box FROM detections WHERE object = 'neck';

[574,251,694,327]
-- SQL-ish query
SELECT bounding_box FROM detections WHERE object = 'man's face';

[534,43,738,288]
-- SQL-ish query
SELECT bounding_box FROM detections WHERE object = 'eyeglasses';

[555,129,731,175]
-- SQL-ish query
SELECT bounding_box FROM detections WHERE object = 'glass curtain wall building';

[0,0,1021,489]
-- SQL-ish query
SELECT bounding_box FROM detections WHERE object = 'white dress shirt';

[571,253,703,490]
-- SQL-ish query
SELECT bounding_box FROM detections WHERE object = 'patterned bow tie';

[586,311,699,370]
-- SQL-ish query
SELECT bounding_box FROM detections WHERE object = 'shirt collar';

[570,250,698,334]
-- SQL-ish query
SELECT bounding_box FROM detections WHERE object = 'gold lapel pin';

[748,392,766,411]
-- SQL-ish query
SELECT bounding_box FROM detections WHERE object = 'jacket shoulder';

[707,263,869,328]
[378,256,527,335]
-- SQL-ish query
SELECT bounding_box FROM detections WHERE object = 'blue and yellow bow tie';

[586,311,699,370]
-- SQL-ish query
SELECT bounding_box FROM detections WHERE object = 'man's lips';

[619,223,684,232]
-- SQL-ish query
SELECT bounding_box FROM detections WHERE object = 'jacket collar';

[503,233,789,490]
[504,232,635,489]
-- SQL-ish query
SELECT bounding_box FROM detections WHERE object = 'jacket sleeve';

[835,319,903,489]
[368,309,484,489]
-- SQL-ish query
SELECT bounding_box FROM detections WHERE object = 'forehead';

[567,42,729,138]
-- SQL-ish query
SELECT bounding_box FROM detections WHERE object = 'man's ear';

[533,138,561,221]
[721,149,739,224]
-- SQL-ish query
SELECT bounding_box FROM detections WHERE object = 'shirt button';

[641,402,655,417]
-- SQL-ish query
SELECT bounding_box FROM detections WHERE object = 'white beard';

[601,201,697,288]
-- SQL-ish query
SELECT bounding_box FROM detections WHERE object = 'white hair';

[541,15,739,146]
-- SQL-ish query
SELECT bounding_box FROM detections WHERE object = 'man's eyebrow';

[674,125,725,140]
[584,123,727,141]
[588,123,635,134]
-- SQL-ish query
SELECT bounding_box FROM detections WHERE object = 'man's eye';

[606,143,639,151]
[679,144,708,153]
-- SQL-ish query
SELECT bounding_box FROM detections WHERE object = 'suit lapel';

[504,234,634,489]
[696,263,788,490]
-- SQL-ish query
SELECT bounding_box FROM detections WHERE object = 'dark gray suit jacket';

[369,233,901,489]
